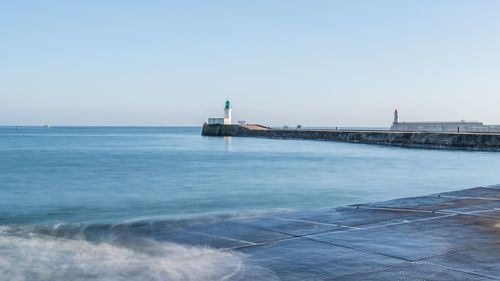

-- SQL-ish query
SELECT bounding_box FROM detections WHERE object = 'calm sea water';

[1,126,500,280]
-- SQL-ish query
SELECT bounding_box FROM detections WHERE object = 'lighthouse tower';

[393,109,399,124]
[224,100,232,124]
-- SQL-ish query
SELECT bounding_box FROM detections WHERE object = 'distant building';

[390,110,500,133]
[208,100,232,125]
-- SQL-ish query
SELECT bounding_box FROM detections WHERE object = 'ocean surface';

[1,126,500,280]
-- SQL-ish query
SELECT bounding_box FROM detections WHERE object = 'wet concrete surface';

[163,184,500,280]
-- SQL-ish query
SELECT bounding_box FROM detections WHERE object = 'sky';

[1,0,500,126]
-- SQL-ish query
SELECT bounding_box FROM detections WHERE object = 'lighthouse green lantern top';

[225,100,231,109]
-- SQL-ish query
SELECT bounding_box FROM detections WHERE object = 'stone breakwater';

[202,124,500,151]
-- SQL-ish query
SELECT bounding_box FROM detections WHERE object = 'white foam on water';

[114,208,295,228]
[0,230,277,281]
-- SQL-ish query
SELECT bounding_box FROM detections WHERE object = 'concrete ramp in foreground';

[162,184,500,280]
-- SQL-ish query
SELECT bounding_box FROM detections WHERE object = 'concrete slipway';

[160,185,500,280]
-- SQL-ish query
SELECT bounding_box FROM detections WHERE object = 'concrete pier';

[162,184,500,280]
[202,124,500,151]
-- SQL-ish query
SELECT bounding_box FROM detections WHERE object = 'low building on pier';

[390,110,500,133]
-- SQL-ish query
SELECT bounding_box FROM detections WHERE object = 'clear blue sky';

[1,0,500,126]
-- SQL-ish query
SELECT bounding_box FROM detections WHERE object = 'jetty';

[163,184,500,280]
[202,101,500,151]
[202,124,500,151]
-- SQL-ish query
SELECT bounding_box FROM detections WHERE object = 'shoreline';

[165,184,500,280]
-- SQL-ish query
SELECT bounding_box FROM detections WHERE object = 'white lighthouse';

[207,100,232,125]
[393,109,399,124]
[224,100,232,124]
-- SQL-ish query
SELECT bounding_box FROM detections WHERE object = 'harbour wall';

[202,124,500,151]
[391,121,500,133]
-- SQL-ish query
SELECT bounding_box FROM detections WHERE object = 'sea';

[1,126,500,280]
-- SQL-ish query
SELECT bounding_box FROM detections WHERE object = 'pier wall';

[202,124,500,151]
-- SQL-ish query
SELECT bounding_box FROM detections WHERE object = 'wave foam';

[0,231,276,281]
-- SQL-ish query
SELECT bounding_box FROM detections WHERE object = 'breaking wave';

[0,223,278,281]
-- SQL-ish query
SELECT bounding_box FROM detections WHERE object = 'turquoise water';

[1,126,500,280]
